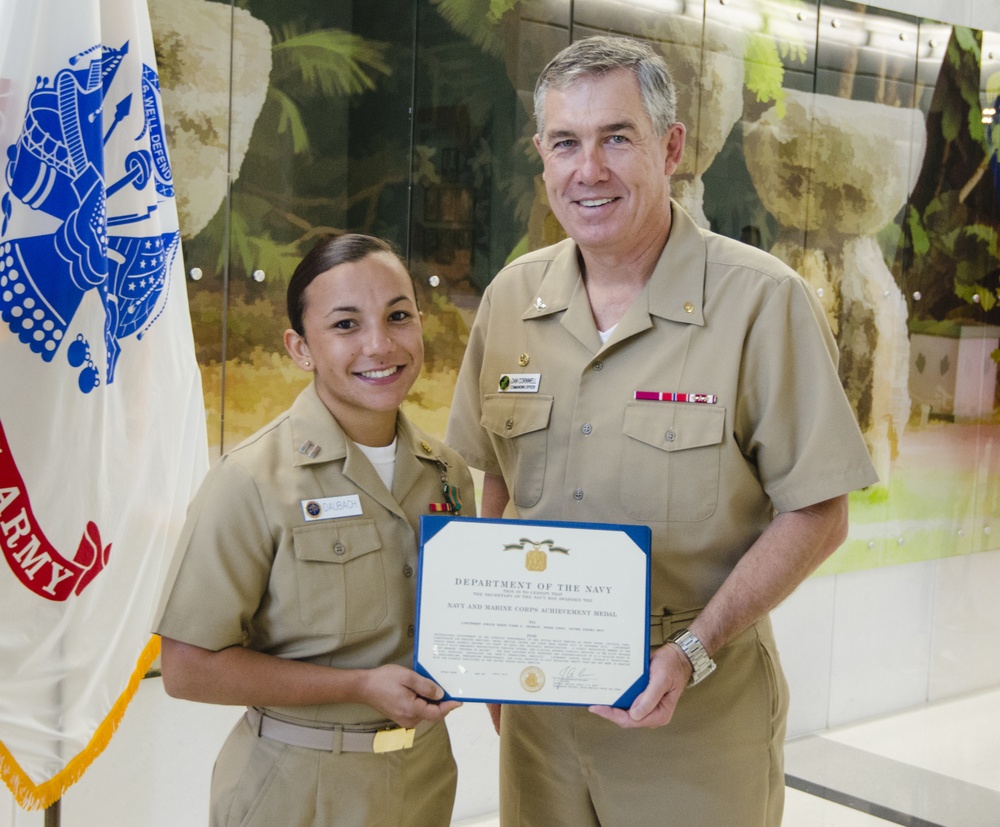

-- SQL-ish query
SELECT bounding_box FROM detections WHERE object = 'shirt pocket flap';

[623,403,725,452]
[292,519,382,564]
[481,394,554,438]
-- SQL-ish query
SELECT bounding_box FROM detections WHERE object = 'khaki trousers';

[499,616,789,827]
[210,714,457,827]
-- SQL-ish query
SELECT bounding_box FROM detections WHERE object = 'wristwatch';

[668,629,717,686]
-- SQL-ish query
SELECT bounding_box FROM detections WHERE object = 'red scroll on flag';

[0,0,208,810]
[0,420,111,602]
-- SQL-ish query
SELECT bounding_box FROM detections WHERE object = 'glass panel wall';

[812,2,921,568]
[159,0,416,455]
[154,0,1000,576]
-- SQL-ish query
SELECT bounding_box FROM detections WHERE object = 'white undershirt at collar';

[355,438,397,491]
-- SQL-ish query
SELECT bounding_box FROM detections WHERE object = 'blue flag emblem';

[1,40,178,393]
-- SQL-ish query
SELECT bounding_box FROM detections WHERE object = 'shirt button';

[333,542,346,556]
[592,361,603,371]
[581,423,593,435]
[505,417,514,430]
[573,489,584,501]
[403,564,414,578]
[407,624,415,638]
[665,430,677,443]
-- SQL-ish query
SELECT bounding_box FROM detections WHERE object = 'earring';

[304,361,311,367]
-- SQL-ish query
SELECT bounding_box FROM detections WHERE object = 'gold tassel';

[0,636,161,811]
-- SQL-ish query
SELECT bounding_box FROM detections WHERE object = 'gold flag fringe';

[0,635,161,811]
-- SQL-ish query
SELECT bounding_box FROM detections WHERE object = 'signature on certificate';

[553,666,594,689]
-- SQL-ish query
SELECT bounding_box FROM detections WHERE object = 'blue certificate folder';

[415,515,651,709]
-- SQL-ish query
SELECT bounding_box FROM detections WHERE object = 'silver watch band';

[667,629,717,686]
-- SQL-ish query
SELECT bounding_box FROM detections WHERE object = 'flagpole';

[45,799,60,827]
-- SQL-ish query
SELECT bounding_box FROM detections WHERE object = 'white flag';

[0,0,208,809]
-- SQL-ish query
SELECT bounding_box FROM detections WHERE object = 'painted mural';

[149,0,1000,575]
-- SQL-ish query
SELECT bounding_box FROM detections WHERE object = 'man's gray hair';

[533,35,677,139]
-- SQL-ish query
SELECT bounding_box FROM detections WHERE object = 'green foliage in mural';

[742,2,808,119]
[188,18,396,288]
[899,26,1000,330]
[487,0,521,23]
[256,26,388,160]
[251,26,392,277]
[744,34,787,115]
[431,0,524,56]
[272,26,391,97]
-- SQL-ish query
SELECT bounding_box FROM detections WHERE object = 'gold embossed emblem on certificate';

[503,537,569,572]
[520,666,545,692]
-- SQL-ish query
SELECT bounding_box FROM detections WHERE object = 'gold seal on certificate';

[414,516,651,708]
[520,666,545,692]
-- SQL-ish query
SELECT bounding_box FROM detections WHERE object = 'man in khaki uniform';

[155,235,475,826]
[446,36,878,826]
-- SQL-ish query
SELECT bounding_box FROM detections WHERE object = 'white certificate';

[415,516,650,708]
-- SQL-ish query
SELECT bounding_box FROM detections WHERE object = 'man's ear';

[663,122,686,176]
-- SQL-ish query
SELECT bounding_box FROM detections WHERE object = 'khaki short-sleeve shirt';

[446,202,877,613]
[155,384,475,725]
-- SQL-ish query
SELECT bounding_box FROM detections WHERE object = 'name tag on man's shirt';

[498,373,540,393]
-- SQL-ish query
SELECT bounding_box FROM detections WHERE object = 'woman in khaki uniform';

[155,234,474,827]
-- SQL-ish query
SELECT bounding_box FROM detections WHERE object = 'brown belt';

[649,608,703,646]
[246,707,417,753]
[649,611,772,648]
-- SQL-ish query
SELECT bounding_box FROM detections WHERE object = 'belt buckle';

[373,727,415,753]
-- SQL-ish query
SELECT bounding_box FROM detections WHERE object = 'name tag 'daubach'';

[415,516,651,708]
[300,494,363,521]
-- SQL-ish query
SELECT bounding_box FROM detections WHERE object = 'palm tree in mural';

[227,0,534,285]
[428,0,541,258]
[178,14,407,387]
[181,13,429,450]
[228,23,396,283]
[432,0,523,55]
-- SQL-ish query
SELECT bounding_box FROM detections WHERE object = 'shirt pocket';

[620,403,725,522]
[291,519,387,636]
[481,393,553,509]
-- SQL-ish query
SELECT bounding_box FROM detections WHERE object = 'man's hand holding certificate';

[415,516,651,708]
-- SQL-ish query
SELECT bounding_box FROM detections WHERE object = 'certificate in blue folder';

[415,515,651,709]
